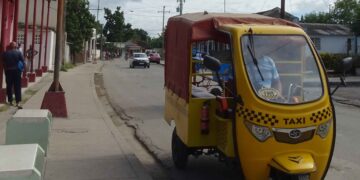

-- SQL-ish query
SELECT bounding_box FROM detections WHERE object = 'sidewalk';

[0,63,152,180]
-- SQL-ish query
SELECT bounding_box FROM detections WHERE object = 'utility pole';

[53,0,65,91]
[280,0,285,19]
[177,0,184,15]
[94,0,100,63]
[89,4,104,62]
[224,0,226,13]
[158,6,170,63]
[158,6,170,35]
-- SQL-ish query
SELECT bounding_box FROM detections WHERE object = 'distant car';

[148,53,161,64]
[129,53,150,68]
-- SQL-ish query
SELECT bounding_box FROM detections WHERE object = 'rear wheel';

[172,128,189,169]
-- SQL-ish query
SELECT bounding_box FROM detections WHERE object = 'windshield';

[134,53,147,58]
[241,35,323,104]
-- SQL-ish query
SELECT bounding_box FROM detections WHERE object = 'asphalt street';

[102,58,360,180]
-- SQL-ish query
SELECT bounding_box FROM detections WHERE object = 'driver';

[246,47,282,95]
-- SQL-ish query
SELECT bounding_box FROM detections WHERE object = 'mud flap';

[269,153,316,175]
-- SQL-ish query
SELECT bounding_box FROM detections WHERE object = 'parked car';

[129,53,150,68]
[148,53,161,64]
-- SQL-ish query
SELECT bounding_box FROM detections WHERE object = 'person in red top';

[2,42,25,108]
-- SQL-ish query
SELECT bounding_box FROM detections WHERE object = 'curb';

[92,62,153,180]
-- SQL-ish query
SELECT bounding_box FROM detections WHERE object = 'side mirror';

[340,57,353,76]
[203,55,221,72]
[331,57,353,95]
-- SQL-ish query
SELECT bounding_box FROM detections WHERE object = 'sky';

[88,0,337,37]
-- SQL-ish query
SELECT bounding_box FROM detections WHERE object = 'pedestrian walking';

[25,44,38,71]
[17,43,23,56]
[2,42,25,108]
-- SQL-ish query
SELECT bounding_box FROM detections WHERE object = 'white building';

[300,23,360,55]
[17,29,56,71]
[17,0,71,70]
[85,28,98,62]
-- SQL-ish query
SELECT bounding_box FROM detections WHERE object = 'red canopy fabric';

[165,12,299,102]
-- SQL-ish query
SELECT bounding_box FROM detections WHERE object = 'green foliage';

[353,55,360,67]
[332,0,358,24]
[132,28,149,42]
[60,63,75,72]
[66,0,96,54]
[302,0,360,36]
[103,7,134,42]
[103,43,119,53]
[102,6,153,45]
[301,12,335,23]
[149,34,163,48]
[320,53,348,72]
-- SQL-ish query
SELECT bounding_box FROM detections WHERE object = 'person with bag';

[2,41,25,108]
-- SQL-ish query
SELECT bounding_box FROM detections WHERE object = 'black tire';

[270,168,310,180]
[172,128,188,169]
[147,64,150,68]
[157,61,160,64]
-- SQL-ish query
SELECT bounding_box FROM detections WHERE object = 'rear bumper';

[132,60,149,66]
[149,58,160,63]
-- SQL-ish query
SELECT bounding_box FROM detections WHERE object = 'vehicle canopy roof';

[165,12,299,102]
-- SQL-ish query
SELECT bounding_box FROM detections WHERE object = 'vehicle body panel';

[164,13,333,180]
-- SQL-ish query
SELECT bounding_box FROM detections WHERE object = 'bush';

[354,55,360,68]
[60,63,75,72]
[319,53,348,73]
[320,53,360,75]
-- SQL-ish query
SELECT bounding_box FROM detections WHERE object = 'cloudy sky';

[88,0,336,37]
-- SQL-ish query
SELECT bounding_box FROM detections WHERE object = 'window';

[17,34,24,44]
[311,37,321,50]
[35,34,41,44]
[191,40,233,98]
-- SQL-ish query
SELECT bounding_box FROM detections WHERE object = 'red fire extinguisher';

[200,102,210,134]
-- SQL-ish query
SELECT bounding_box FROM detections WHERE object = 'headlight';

[316,120,332,138]
[244,121,272,142]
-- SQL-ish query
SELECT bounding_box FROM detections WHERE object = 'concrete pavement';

[0,63,152,180]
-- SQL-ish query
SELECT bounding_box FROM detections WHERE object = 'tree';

[149,34,163,48]
[301,12,335,23]
[332,0,358,24]
[132,28,149,42]
[103,7,131,42]
[66,0,96,56]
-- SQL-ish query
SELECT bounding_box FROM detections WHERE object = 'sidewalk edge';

[92,62,153,180]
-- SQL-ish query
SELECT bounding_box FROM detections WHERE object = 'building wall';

[17,29,56,71]
[18,0,57,29]
[1,0,16,91]
[313,36,354,54]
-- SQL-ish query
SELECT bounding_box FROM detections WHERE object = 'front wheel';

[172,128,189,169]
[270,168,310,180]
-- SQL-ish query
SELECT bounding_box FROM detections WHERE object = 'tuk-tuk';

[164,12,338,180]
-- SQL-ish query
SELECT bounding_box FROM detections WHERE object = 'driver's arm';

[272,78,282,95]
[270,59,282,95]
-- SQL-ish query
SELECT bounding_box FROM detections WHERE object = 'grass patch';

[25,89,37,96]
[0,105,10,112]
[61,63,75,72]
